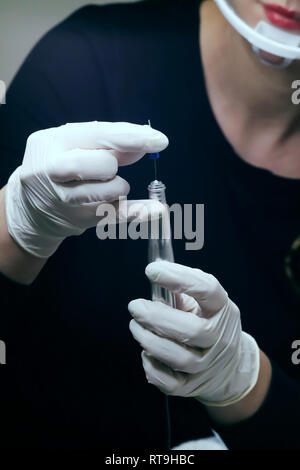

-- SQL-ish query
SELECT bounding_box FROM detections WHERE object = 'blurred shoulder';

[24,1,179,64]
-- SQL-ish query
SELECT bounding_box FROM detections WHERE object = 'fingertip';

[128,318,136,332]
[145,260,173,280]
[128,299,136,313]
[145,262,158,280]
[128,298,147,314]
[145,130,169,153]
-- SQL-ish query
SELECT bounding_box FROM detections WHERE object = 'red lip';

[263,3,300,30]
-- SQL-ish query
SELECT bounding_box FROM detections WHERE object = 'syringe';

[147,171,176,309]
[147,121,174,448]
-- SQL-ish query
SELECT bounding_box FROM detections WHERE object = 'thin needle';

[154,159,158,181]
[148,119,159,181]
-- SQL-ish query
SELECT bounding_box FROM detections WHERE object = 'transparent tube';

[147,180,176,308]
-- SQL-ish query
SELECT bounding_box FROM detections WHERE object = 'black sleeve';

[208,358,300,450]
[0,12,76,432]
[0,8,110,444]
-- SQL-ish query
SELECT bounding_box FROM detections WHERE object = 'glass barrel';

[147,180,176,308]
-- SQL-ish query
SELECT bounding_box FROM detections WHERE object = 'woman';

[0,0,299,449]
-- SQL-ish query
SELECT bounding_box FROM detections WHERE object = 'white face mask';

[214,0,300,67]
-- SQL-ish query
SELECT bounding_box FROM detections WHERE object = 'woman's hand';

[128,260,270,417]
[4,121,168,259]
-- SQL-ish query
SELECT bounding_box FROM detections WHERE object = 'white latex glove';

[5,121,168,258]
[128,260,260,407]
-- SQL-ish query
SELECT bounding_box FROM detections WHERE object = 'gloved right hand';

[5,121,168,258]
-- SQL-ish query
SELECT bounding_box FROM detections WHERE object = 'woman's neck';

[201,1,300,178]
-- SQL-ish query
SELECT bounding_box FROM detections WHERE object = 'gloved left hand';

[128,260,260,407]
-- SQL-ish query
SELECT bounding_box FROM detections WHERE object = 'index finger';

[145,260,228,318]
[58,121,169,165]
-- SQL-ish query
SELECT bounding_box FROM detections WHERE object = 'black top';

[0,0,300,450]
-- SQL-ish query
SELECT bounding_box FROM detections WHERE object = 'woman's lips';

[263,3,300,30]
